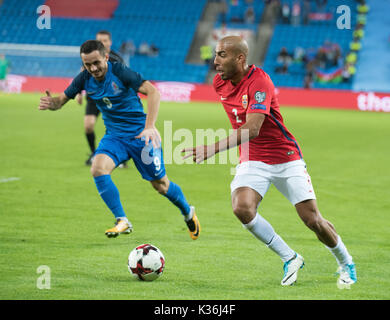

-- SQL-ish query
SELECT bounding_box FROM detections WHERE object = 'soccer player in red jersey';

[183,36,356,287]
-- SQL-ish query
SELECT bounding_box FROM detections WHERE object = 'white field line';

[0,177,21,183]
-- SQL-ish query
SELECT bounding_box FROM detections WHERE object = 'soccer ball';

[127,244,165,281]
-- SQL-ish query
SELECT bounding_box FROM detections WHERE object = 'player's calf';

[296,200,338,248]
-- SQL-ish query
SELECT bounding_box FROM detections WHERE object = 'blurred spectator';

[304,55,317,89]
[137,42,160,57]
[230,14,244,23]
[244,6,255,24]
[220,0,228,23]
[316,0,327,12]
[353,23,365,40]
[119,40,136,66]
[345,51,357,65]
[356,0,369,28]
[357,13,367,26]
[275,47,292,74]
[150,44,159,57]
[321,41,342,68]
[342,63,356,83]
[0,54,9,91]
[315,48,327,69]
[293,46,305,62]
[304,72,313,89]
[302,47,317,64]
[357,0,369,14]
[281,3,290,24]
[200,44,213,67]
[291,1,301,26]
[330,45,342,67]
[349,36,362,52]
[138,41,152,56]
[302,0,310,25]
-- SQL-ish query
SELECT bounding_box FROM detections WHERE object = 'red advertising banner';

[276,87,390,112]
[4,74,390,113]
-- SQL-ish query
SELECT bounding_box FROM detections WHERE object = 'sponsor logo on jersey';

[250,103,266,110]
[220,96,227,100]
[255,91,266,103]
[242,94,248,109]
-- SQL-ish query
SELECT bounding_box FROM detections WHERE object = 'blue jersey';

[65,61,146,137]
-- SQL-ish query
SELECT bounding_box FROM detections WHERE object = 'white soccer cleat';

[281,253,305,286]
[336,264,357,289]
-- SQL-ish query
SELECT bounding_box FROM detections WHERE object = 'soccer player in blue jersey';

[75,30,128,166]
[38,40,200,239]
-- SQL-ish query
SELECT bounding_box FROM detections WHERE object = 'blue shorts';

[95,134,166,181]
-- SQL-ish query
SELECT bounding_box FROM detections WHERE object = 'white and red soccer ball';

[128,244,165,281]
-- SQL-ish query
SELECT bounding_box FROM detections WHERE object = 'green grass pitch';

[0,92,389,300]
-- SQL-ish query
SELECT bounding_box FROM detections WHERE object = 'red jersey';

[213,65,302,164]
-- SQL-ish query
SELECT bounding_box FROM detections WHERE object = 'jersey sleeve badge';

[255,91,266,103]
[242,94,248,109]
[112,81,121,95]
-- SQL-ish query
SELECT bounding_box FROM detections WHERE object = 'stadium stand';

[215,0,265,32]
[353,0,389,93]
[0,0,209,82]
[262,0,359,90]
[0,0,377,91]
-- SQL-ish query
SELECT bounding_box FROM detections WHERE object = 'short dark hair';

[96,30,112,40]
[80,40,106,57]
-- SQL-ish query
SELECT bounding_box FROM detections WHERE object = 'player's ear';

[105,53,109,62]
[237,53,245,62]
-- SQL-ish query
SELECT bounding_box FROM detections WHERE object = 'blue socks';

[94,175,190,220]
[94,175,126,219]
[163,181,191,217]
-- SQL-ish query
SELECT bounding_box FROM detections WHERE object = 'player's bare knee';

[84,122,95,134]
[91,164,107,177]
[155,185,167,195]
[85,126,94,134]
[84,117,95,133]
[151,180,169,195]
[232,202,256,221]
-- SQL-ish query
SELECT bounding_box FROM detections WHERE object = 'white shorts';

[230,159,316,205]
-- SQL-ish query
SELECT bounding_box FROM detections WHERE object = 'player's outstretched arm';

[182,113,265,163]
[38,90,69,111]
[135,81,161,149]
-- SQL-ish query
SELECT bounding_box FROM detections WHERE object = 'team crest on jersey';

[242,94,248,109]
[111,81,121,94]
[255,91,266,103]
